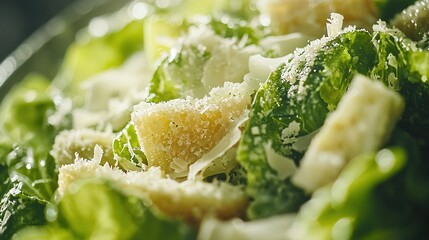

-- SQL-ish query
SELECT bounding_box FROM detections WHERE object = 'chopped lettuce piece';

[292,75,404,192]
[0,144,57,239]
[370,25,429,144]
[0,164,47,240]
[147,44,211,102]
[53,19,144,105]
[113,122,147,170]
[207,16,269,46]
[390,0,429,41]
[0,74,56,150]
[0,74,64,239]
[288,147,426,240]
[13,180,197,240]
[146,12,270,103]
[237,29,376,219]
[144,15,188,67]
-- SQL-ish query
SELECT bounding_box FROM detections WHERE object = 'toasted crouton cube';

[58,147,248,225]
[132,82,252,177]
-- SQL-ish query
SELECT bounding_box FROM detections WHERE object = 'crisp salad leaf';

[370,26,429,145]
[289,130,429,240]
[113,122,147,170]
[146,14,268,102]
[0,164,46,240]
[0,74,62,239]
[0,74,56,149]
[237,29,376,219]
[147,44,211,102]
[13,180,196,240]
[53,19,144,105]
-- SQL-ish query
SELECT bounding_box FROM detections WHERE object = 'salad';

[1,0,429,239]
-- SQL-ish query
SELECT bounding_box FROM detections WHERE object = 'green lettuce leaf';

[113,122,147,170]
[147,45,211,102]
[290,132,429,240]
[237,29,376,219]
[0,164,47,240]
[0,74,65,239]
[0,74,56,150]
[53,19,144,105]
[370,28,429,145]
[13,180,196,240]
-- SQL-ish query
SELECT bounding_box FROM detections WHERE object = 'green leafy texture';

[208,16,269,46]
[0,74,64,239]
[13,180,197,240]
[147,45,211,102]
[292,141,429,240]
[390,0,429,41]
[0,74,55,151]
[0,164,47,240]
[0,145,58,239]
[3,145,58,203]
[237,30,377,219]
[53,19,144,105]
[113,122,147,170]
[370,30,429,146]
[144,15,189,67]
[155,0,259,20]
[373,0,417,21]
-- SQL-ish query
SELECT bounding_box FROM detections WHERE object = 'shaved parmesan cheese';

[292,75,404,192]
[264,142,297,180]
[326,13,344,38]
[188,112,248,181]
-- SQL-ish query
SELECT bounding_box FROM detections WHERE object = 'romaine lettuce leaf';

[113,122,147,170]
[289,129,429,240]
[237,29,376,219]
[53,19,144,105]
[147,44,211,102]
[0,164,47,240]
[370,27,429,145]
[0,74,56,150]
[0,74,65,239]
[13,180,196,240]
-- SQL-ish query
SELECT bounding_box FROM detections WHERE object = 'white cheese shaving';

[326,13,344,38]
[188,112,249,181]
[264,142,297,180]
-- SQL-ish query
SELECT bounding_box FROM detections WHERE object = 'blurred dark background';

[0,0,77,62]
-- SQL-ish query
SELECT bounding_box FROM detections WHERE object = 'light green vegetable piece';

[112,122,147,170]
[237,29,376,219]
[13,180,196,240]
[288,148,422,240]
